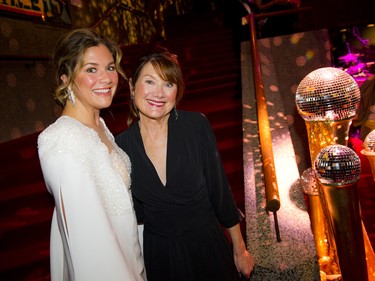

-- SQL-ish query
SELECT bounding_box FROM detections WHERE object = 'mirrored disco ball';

[296,67,360,121]
[300,168,318,195]
[362,129,375,153]
[361,129,375,181]
[314,144,361,186]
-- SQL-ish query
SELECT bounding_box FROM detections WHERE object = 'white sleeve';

[40,153,130,280]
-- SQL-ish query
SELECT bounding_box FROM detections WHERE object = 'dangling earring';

[131,95,139,118]
[174,105,178,120]
[67,87,75,106]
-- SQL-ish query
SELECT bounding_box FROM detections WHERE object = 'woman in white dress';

[37,28,146,281]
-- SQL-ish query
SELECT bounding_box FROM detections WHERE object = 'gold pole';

[363,222,375,280]
[248,14,280,214]
[304,120,350,278]
[305,120,352,165]
[300,169,340,277]
[316,180,368,280]
[296,67,370,279]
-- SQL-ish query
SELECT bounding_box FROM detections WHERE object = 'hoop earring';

[174,105,178,120]
[67,87,75,106]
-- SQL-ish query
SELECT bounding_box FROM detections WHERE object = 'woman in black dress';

[116,47,254,281]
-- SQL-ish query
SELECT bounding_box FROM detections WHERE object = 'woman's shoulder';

[177,110,207,122]
[38,116,93,157]
[39,116,81,141]
[115,121,138,143]
[177,110,211,128]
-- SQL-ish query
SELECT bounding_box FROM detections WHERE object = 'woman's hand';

[234,246,255,279]
[227,224,255,279]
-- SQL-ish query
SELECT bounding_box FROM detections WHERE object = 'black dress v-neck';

[116,110,241,281]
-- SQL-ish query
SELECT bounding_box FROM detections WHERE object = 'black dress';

[115,110,241,281]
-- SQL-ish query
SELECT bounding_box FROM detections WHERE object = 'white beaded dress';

[38,116,146,281]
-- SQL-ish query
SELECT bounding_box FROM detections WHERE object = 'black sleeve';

[198,113,240,228]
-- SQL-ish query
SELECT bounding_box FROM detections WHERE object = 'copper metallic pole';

[247,14,280,217]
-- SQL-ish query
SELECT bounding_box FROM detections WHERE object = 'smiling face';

[63,44,118,112]
[132,62,177,122]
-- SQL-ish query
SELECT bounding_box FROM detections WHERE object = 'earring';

[174,105,178,120]
[67,87,75,106]
[131,95,139,118]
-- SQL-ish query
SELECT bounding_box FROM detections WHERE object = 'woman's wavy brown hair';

[52,28,126,107]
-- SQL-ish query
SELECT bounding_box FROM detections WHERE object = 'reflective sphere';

[314,144,361,186]
[362,129,375,154]
[300,168,318,195]
[296,67,360,121]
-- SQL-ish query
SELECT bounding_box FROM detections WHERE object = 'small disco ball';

[314,144,361,186]
[300,168,318,195]
[362,129,375,153]
[296,67,360,121]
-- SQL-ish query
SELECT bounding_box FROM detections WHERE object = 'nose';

[99,70,113,84]
[154,84,164,98]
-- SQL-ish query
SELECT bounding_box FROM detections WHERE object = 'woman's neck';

[139,118,168,140]
[62,104,101,129]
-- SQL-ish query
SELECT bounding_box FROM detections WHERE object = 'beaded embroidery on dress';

[38,116,146,281]
[38,116,134,215]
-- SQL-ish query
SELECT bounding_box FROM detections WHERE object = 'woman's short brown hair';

[128,47,185,125]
